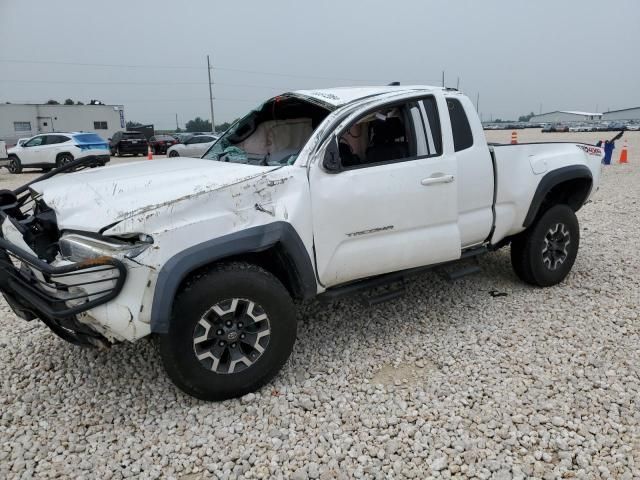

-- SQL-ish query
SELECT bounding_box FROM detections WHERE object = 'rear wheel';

[56,153,74,168]
[7,156,22,174]
[510,204,579,287]
[157,263,297,401]
[169,150,179,158]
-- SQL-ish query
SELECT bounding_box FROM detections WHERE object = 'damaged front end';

[0,158,127,347]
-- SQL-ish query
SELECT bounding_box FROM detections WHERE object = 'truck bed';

[489,142,602,243]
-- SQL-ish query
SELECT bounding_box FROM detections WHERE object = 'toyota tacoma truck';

[0,85,602,400]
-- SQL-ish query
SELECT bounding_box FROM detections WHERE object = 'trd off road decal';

[577,145,602,156]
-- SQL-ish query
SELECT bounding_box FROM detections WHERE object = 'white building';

[602,107,640,122]
[529,111,602,124]
[0,103,125,145]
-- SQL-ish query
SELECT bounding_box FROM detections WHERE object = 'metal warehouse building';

[529,111,602,123]
[0,103,125,145]
[602,107,640,121]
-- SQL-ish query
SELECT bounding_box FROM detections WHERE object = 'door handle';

[421,174,454,186]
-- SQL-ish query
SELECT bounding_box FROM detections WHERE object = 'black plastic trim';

[150,222,316,333]
[0,237,127,318]
[522,164,593,228]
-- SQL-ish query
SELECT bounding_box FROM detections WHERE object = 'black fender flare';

[522,165,593,228]
[149,221,317,333]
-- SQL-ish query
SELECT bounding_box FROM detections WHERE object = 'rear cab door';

[443,94,495,248]
[309,92,461,287]
[44,134,71,164]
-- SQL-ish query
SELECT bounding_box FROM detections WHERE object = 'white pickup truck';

[0,85,602,400]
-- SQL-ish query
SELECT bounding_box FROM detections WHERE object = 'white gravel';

[1,157,639,479]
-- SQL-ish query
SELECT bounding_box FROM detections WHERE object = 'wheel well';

[56,152,73,160]
[525,176,592,228]
[178,244,307,301]
[541,177,592,212]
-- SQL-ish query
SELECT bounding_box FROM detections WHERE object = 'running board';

[440,257,482,281]
[318,246,488,304]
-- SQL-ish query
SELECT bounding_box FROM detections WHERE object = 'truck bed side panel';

[491,143,601,243]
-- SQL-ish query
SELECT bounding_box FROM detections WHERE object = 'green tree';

[64,98,74,105]
[126,121,143,130]
[76,101,84,105]
[46,99,60,105]
[216,121,232,132]
[185,117,212,132]
[518,111,536,122]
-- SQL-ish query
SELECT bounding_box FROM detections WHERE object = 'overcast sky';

[1,0,639,129]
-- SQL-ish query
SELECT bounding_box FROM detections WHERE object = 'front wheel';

[168,150,179,158]
[7,156,22,174]
[157,263,297,401]
[510,204,580,287]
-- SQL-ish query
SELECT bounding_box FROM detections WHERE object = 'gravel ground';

[1,139,639,479]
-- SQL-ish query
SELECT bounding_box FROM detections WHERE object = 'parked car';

[626,124,640,131]
[0,85,603,400]
[166,134,217,158]
[149,135,178,155]
[5,132,110,174]
[109,131,148,157]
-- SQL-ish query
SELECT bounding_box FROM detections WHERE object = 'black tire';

[56,153,74,168]
[7,155,22,174]
[169,150,179,158]
[510,204,580,287]
[157,262,297,401]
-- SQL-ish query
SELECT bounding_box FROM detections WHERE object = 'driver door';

[20,135,47,165]
[309,96,461,287]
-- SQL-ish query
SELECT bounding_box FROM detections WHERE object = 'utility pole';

[456,77,460,90]
[175,113,179,131]
[539,103,542,115]
[442,71,445,87]
[476,92,480,113]
[207,55,215,133]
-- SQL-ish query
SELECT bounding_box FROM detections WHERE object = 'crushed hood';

[30,158,279,232]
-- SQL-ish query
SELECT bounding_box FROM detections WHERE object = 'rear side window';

[45,135,69,144]
[446,98,473,151]
[420,97,443,156]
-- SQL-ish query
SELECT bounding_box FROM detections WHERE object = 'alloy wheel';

[192,298,271,374]
[542,223,571,270]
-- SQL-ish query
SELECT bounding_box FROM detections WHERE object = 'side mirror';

[322,136,341,173]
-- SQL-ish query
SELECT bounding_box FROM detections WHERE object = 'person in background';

[596,131,624,165]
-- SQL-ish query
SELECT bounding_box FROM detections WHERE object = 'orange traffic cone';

[511,131,518,144]
[619,139,628,164]
[147,145,153,160]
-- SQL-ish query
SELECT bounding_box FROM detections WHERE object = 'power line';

[0,58,438,85]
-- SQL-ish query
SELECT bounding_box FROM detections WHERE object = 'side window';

[25,136,44,147]
[421,97,443,155]
[43,135,58,145]
[446,98,473,151]
[338,103,415,168]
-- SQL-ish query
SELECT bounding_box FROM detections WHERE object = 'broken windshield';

[202,95,332,166]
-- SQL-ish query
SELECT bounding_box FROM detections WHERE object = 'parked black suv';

[109,131,148,156]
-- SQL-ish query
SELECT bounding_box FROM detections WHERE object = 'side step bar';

[317,246,487,303]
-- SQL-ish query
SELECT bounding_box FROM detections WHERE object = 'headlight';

[59,233,153,262]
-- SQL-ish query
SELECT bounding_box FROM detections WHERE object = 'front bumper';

[0,236,127,346]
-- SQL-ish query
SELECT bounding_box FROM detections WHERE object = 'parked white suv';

[6,132,110,173]
[0,85,602,401]
[167,134,217,158]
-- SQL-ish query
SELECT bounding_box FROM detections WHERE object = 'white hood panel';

[30,158,279,232]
